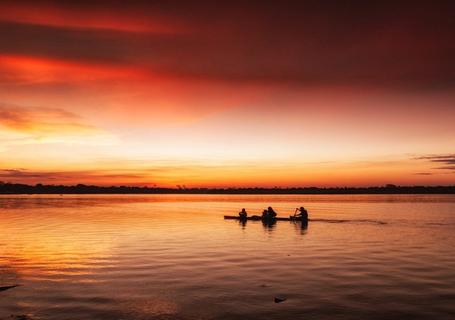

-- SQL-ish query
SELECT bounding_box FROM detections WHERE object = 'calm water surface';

[0,194,454,320]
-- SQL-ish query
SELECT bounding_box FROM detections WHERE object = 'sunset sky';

[0,0,454,187]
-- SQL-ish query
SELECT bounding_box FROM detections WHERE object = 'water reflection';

[0,195,454,320]
[233,218,308,236]
[297,221,308,235]
[262,219,277,231]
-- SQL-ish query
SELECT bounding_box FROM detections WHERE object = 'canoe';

[224,215,303,221]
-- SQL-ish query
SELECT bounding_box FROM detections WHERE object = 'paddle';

[293,208,299,217]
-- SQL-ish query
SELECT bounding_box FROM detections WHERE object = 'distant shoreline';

[1,183,455,194]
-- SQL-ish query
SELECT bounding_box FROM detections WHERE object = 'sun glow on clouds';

[0,1,454,186]
[0,104,114,145]
[0,55,149,84]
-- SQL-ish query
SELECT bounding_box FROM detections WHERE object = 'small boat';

[224,215,303,221]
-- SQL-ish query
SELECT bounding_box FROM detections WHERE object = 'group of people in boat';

[238,206,308,222]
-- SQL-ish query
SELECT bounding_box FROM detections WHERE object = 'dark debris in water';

[274,296,287,303]
[0,285,19,292]
[8,316,34,320]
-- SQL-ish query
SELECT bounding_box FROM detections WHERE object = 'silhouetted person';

[239,208,247,219]
[267,206,277,218]
[295,206,308,223]
[261,209,268,219]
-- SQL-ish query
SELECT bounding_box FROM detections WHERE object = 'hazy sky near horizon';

[0,0,454,187]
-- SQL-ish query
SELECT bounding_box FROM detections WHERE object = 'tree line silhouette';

[0,182,454,194]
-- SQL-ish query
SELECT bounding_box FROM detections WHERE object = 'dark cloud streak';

[415,154,455,173]
[435,166,455,171]
[0,1,454,88]
[416,155,455,164]
[0,168,147,183]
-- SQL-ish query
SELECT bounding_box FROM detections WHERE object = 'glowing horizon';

[0,1,454,188]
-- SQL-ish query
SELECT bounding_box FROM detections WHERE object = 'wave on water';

[310,218,387,225]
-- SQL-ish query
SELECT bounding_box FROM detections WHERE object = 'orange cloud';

[0,54,149,84]
[0,104,97,134]
[0,104,115,148]
[0,54,264,126]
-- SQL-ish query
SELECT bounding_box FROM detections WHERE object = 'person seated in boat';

[238,208,247,219]
[261,209,269,219]
[295,206,308,222]
[267,206,277,218]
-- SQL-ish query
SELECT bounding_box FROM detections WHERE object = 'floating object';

[274,296,287,303]
[0,285,19,292]
[12,315,33,320]
[224,215,304,221]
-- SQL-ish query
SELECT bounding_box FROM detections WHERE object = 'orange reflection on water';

[1,195,455,320]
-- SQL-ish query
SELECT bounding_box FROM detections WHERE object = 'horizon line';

[1,182,455,195]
